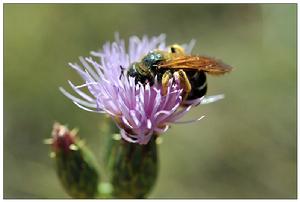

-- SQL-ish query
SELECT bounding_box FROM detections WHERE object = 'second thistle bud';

[105,134,159,198]
[47,122,100,198]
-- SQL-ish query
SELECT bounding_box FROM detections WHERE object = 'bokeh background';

[4,4,296,198]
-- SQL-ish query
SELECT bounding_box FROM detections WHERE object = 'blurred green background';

[4,4,296,198]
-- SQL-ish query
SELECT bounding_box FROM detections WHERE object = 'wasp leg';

[174,70,192,100]
[161,70,173,96]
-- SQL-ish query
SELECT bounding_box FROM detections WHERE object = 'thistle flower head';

[60,34,223,145]
[47,122,100,198]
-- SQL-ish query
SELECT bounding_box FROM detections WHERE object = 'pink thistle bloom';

[60,34,223,145]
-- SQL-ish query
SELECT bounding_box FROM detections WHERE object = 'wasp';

[126,44,232,102]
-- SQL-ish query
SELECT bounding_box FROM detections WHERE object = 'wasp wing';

[158,56,232,75]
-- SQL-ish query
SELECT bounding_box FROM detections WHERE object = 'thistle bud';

[106,134,158,198]
[47,122,100,198]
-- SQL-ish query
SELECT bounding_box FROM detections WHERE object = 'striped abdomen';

[186,71,207,100]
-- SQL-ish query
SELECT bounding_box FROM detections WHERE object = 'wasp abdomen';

[186,71,207,100]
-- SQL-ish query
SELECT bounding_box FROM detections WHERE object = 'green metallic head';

[126,51,166,85]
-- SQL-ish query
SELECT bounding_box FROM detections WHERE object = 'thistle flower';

[47,123,100,198]
[60,34,223,145]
